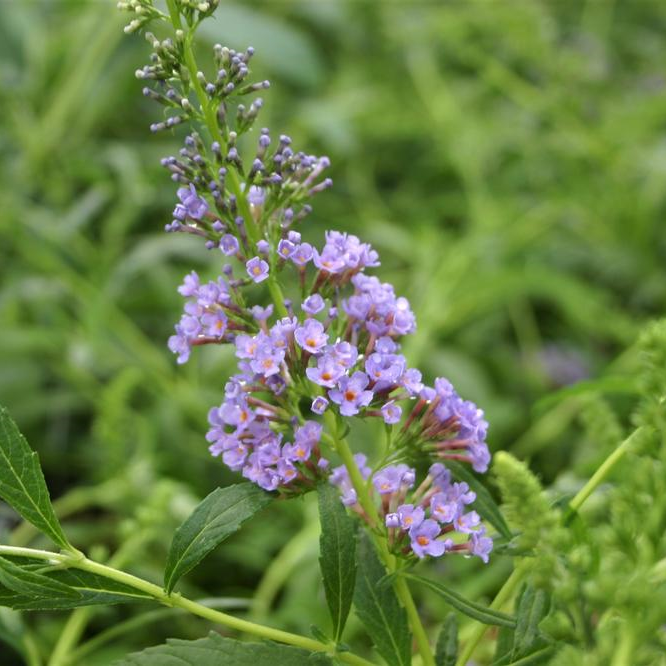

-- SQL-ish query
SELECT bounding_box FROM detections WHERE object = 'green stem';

[0,546,374,666]
[455,560,530,666]
[569,426,647,513]
[267,272,289,318]
[22,633,43,666]
[327,416,435,666]
[47,608,91,666]
[249,517,318,622]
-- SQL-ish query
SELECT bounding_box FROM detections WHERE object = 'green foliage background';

[0,1,665,663]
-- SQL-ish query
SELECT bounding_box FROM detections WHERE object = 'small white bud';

[124,19,141,34]
[135,68,146,79]
[181,98,192,111]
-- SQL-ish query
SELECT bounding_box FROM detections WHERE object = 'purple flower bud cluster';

[398,378,491,473]
[159,128,330,257]
[331,460,493,563]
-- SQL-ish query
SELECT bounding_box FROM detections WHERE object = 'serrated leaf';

[353,534,411,666]
[512,586,550,660]
[164,483,272,593]
[445,460,512,539]
[0,405,72,550]
[0,556,79,600]
[113,632,333,665]
[402,574,516,628]
[317,482,356,642]
[0,561,152,611]
[435,613,458,666]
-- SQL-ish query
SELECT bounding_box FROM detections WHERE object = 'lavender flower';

[295,319,328,354]
[306,354,346,388]
[175,183,208,219]
[311,396,329,414]
[329,372,374,416]
[409,520,450,559]
[373,464,415,494]
[302,294,325,315]
[469,528,494,563]
[246,257,269,283]
[220,234,239,256]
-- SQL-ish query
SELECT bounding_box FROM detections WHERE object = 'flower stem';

[267,272,289,319]
[0,545,375,666]
[569,425,648,513]
[327,417,436,666]
[455,559,530,666]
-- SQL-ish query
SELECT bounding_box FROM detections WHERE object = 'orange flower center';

[344,390,357,401]
[417,536,429,546]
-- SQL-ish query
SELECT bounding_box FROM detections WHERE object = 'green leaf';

[353,534,411,666]
[0,560,151,610]
[503,645,558,666]
[317,482,356,642]
[402,574,516,628]
[445,460,512,539]
[0,405,72,550]
[164,483,272,593]
[435,613,458,666]
[0,557,79,600]
[113,632,333,665]
[512,586,550,660]
[492,624,516,665]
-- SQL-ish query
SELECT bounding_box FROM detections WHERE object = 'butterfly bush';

[124,0,492,565]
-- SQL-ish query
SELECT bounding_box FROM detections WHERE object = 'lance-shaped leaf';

[0,406,72,550]
[353,534,411,666]
[0,556,79,600]
[0,559,152,610]
[113,632,333,665]
[445,460,512,539]
[402,574,516,628]
[511,585,550,661]
[164,483,272,593]
[317,482,356,642]
[435,613,458,666]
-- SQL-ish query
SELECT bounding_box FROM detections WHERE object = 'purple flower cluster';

[144,28,497,566]
[167,271,232,364]
[330,460,493,563]
[343,274,416,339]
[207,378,327,492]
